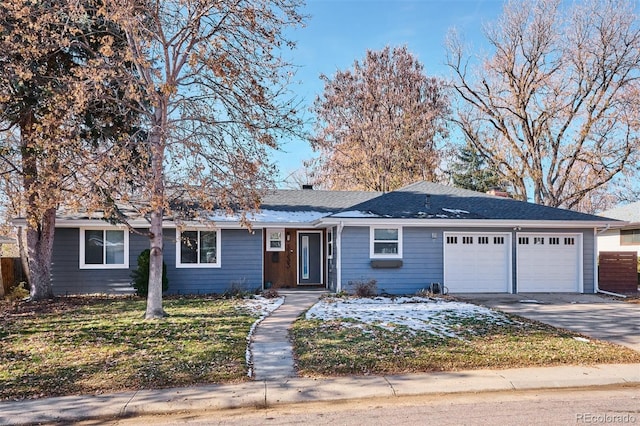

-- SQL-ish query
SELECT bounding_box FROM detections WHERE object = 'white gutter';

[318,218,621,229]
[597,288,627,298]
[594,224,623,297]
[336,221,344,293]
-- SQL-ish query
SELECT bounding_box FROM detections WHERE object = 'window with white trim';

[620,229,640,245]
[80,228,129,269]
[494,236,505,244]
[462,236,473,244]
[478,236,489,244]
[266,228,285,252]
[176,229,221,268]
[564,237,575,246]
[534,237,544,245]
[327,229,333,259]
[549,237,560,245]
[370,227,402,258]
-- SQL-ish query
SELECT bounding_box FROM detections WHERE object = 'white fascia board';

[317,218,621,229]
[52,218,324,230]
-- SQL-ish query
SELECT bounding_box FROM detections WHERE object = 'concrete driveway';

[455,293,640,352]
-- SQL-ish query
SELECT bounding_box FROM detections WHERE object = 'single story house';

[597,201,640,257]
[43,181,621,295]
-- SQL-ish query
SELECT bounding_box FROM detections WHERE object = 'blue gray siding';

[340,226,443,294]
[339,225,596,295]
[51,227,262,295]
[51,228,145,295]
[163,228,263,295]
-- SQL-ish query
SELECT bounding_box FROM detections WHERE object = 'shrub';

[6,282,29,301]
[348,278,378,297]
[261,288,280,299]
[131,249,169,297]
[223,279,252,299]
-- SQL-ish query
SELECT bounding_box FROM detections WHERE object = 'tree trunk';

[26,208,56,300]
[145,207,165,318]
[21,112,55,300]
[0,253,4,299]
[144,107,166,319]
[17,226,31,286]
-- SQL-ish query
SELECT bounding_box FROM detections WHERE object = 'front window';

[620,229,640,245]
[327,229,333,259]
[177,229,221,268]
[370,227,402,258]
[80,228,129,269]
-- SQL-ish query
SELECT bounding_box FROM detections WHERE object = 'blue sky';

[275,0,505,184]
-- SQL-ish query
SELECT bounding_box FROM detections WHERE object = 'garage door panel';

[444,233,510,293]
[517,234,580,292]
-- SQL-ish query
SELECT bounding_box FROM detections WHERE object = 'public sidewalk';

[1,364,638,425]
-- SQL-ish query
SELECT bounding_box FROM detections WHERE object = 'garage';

[516,233,582,292]
[443,232,511,293]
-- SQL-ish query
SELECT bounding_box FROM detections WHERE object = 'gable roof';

[599,201,640,223]
[260,189,381,212]
[44,181,618,228]
[330,181,615,222]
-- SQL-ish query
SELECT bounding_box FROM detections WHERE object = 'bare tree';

[311,46,450,192]
[447,0,640,209]
[101,0,305,318]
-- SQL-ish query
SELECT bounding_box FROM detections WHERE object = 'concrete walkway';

[250,290,326,380]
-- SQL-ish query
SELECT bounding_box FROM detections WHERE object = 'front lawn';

[291,296,640,376]
[0,296,279,401]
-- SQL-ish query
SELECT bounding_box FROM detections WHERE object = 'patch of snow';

[441,208,470,215]
[519,299,542,304]
[209,209,330,223]
[305,296,513,339]
[243,296,284,377]
[332,210,381,218]
[573,337,590,343]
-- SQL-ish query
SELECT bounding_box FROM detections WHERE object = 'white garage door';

[444,233,511,293]
[516,234,581,292]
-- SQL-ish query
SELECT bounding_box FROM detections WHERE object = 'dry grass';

[291,311,640,377]
[0,296,259,401]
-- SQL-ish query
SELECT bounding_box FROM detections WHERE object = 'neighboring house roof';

[599,201,640,223]
[0,236,15,244]
[330,181,616,222]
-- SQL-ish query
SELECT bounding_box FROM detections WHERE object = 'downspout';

[336,221,344,293]
[594,224,627,298]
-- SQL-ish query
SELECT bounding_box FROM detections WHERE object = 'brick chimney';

[487,188,510,198]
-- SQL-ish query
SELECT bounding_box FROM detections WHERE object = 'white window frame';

[266,228,285,252]
[369,226,403,259]
[79,228,129,269]
[176,228,222,268]
[327,228,333,260]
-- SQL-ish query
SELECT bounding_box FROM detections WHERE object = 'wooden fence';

[1,258,25,294]
[598,251,639,294]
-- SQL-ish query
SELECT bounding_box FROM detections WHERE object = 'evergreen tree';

[449,144,505,193]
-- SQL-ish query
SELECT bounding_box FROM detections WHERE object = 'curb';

[1,364,638,425]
